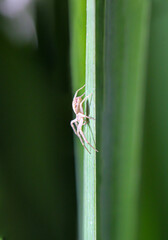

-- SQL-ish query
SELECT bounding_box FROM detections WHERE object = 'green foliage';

[96,0,151,240]
[139,2,168,239]
[108,1,151,240]
[0,1,168,240]
[69,0,86,239]
[83,0,96,239]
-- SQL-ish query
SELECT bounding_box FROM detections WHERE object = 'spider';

[70,84,98,154]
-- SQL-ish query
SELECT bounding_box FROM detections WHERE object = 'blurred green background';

[0,0,168,240]
[0,1,76,239]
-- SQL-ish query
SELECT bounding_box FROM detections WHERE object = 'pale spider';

[70,84,98,154]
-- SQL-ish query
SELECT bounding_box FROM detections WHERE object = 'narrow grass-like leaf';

[83,0,96,240]
[69,0,86,90]
[108,1,151,240]
[96,0,105,239]
[69,1,86,239]
[139,2,168,239]
[96,0,151,240]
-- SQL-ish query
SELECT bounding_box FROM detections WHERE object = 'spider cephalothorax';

[70,84,98,154]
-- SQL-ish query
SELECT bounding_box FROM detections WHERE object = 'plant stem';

[83,0,96,239]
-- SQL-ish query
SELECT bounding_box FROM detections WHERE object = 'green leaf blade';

[83,0,96,240]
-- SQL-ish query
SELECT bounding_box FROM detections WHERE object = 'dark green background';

[0,1,76,239]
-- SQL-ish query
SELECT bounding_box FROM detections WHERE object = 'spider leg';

[79,92,85,98]
[70,119,78,135]
[77,118,84,134]
[78,133,91,154]
[83,120,87,125]
[73,84,85,100]
[80,93,92,106]
[77,113,95,120]
[74,123,91,154]
[80,129,98,152]
[79,93,92,112]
